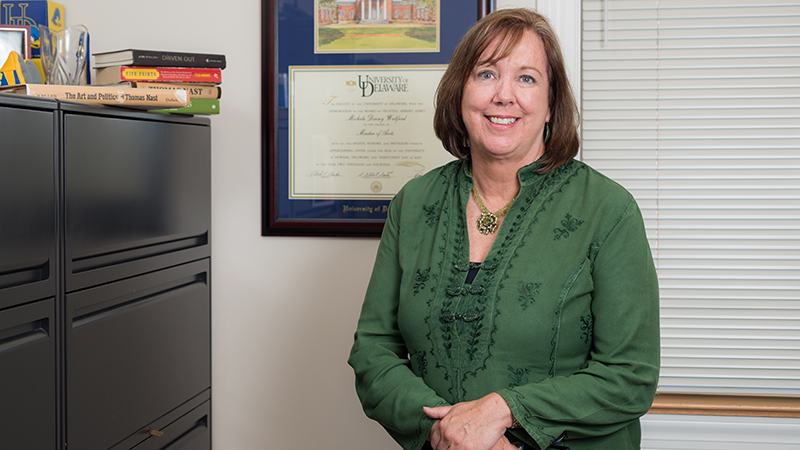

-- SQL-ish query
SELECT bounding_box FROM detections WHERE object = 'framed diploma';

[263,0,492,237]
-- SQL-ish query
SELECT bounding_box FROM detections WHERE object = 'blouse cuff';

[497,389,562,450]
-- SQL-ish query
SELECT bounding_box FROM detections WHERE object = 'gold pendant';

[477,212,498,235]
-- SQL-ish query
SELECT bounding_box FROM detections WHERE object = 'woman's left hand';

[424,393,514,450]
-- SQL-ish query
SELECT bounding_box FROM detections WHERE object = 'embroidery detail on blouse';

[439,311,484,323]
[553,213,584,240]
[518,281,541,310]
[509,393,559,444]
[482,261,498,270]
[580,314,593,345]
[415,351,429,376]
[507,365,530,388]
[428,273,440,301]
[422,201,441,228]
[464,305,487,363]
[413,268,431,295]
[445,285,485,296]
[455,260,495,271]
[439,314,454,359]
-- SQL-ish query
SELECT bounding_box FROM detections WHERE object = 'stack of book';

[92,49,226,115]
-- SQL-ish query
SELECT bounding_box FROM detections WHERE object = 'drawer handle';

[148,429,164,437]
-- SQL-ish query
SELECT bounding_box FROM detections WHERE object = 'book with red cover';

[94,66,222,85]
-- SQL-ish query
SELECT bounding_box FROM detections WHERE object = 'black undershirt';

[465,263,481,285]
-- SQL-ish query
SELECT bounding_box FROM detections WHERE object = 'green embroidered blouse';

[348,159,660,450]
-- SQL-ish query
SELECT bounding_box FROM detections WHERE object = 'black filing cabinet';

[0,94,211,450]
[0,98,57,450]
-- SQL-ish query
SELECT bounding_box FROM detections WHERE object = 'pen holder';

[40,24,89,85]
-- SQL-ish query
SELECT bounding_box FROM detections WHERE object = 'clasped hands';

[424,393,519,450]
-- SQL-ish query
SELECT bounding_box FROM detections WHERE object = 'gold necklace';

[472,186,516,235]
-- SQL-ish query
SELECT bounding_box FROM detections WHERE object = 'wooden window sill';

[649,393,800,418]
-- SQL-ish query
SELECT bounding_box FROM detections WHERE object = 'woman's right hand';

[428,422,518,450]
[424,393,516,450]
[428,420,519,450]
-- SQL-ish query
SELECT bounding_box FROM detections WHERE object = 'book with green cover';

[153,97,219,115]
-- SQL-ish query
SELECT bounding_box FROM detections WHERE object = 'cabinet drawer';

[125,397,210,450]
[66,260,210,450]
[0,105,56,309]
[63,113,210,292]
[0,299,56,450]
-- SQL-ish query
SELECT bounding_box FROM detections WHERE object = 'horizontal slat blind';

[582,0,800,395]
[641,414,800,449]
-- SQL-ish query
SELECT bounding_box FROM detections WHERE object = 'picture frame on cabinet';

[0,25,32,62]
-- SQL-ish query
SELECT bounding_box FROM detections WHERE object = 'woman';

[348,8,660,450]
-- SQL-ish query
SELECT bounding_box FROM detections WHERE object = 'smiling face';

[461,30,551,166]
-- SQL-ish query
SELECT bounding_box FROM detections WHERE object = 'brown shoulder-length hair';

[433,8,580,174]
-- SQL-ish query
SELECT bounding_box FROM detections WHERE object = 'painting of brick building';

[316,0,439,53]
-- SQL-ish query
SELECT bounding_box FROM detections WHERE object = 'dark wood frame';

[262,0,492,237]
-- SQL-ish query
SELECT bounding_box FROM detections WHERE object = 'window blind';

[581,0,800,395]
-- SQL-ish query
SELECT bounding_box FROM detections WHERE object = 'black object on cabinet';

[0,94,211,450]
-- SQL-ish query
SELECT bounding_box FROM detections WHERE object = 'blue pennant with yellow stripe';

[1,51,26,87]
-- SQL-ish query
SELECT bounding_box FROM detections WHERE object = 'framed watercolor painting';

[315,0,440,53]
